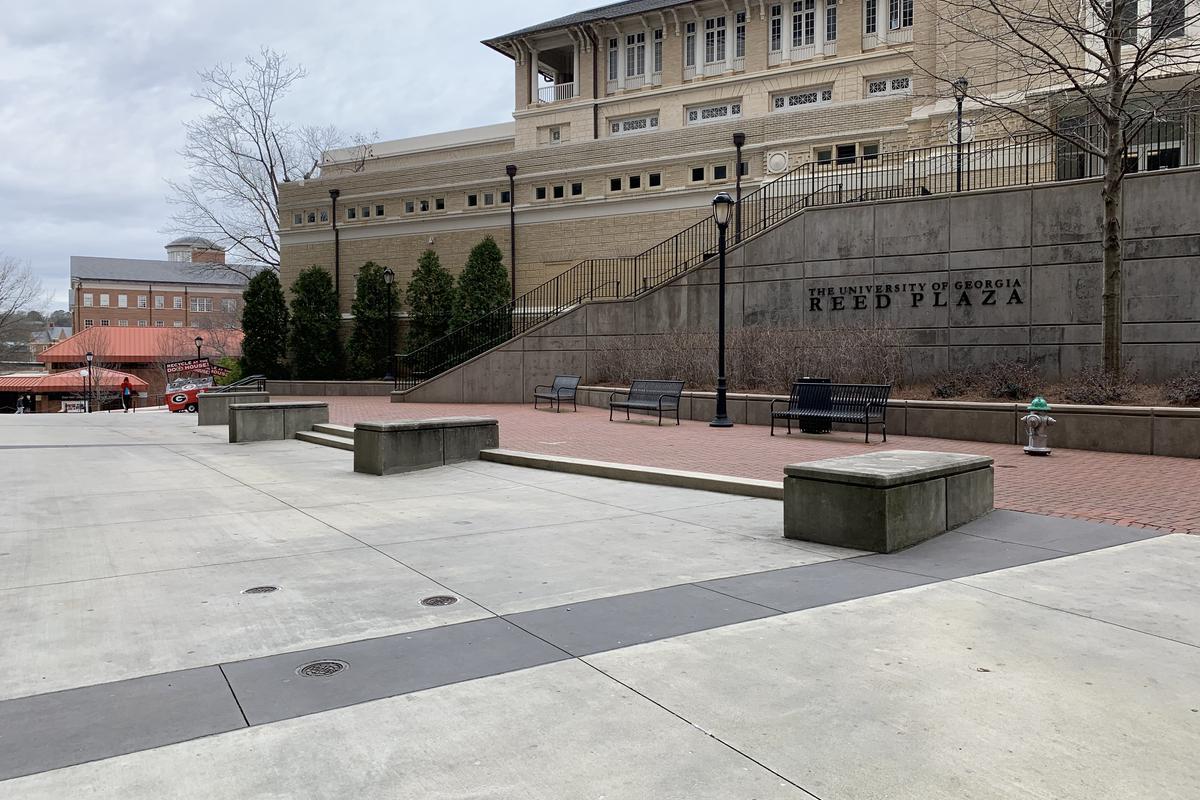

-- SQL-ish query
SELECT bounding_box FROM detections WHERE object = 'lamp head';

[85,351,93,364]
[329,188,340,201]
[733,131,746,148]
[383,267,395,285]
[953,77,969,98]
[712,192,734,228]
[194,335,203,348]
[505,164,518,179]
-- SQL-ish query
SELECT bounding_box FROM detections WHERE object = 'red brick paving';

[282,396,1200,535]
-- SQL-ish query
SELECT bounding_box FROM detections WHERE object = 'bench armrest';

[770,398,789,413]
[608,390,629,402]
[557,387,576,398]
[533,384,550,393]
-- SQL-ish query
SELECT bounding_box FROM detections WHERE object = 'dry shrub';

[1164,370,1200,407]
[1062,367,1137,406]
[930,369,974,399]
[976,360,1044,400]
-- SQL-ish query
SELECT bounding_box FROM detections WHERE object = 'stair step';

[312,423,355,439]
[296,430,355,451]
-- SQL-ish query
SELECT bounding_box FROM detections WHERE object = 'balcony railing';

[863,26,913,49]
[823,41,837,56]
[537,82,576,103]
[768,50,783,66]
[702,61,726,77]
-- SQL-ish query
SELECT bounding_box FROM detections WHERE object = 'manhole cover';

[242,586,279,594]
[420,595,459,607]
[296,660,348,678]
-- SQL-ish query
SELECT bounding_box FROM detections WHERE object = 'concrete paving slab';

[0,666,245,781]
[960,534,1200,647]
[3,660,807,800]
[255,468,518,508]
[521,471,758,513]
[506,583,778,655]
[381,514,836,615]
[698,559,941,612]
[223,617,568,724]
[588,580,1200,800]
[853,530,1063,578]
[656,496,869,556]
[956,509,1163,553]
[0,508,359,589]
[0,548,489,700]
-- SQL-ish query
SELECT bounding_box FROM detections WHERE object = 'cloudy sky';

[1,0,582,308]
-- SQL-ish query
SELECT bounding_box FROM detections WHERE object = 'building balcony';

[863,26,913,50]
[536,82,576,104]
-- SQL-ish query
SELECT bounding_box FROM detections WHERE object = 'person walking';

[120,377,134,413]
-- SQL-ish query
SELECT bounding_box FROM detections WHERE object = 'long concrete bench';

[784,450,994,553]
[354,417,499,475]
[198,391,270,426]
[228,402,329,443]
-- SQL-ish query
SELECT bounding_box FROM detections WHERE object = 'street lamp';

[732,132,745,243]
[953,77,969,193]
[505,164,517,303]
[329,188,342,312]
[194,335,203,360]
[85,351,94,413]
[710,192,735,429]
[383,267,395,380]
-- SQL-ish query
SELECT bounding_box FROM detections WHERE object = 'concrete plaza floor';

[1,411,1198,798]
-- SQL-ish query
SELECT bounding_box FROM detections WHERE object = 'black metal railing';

[394,126,1195,389]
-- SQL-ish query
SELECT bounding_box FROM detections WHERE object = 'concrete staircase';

[295,423,355,451]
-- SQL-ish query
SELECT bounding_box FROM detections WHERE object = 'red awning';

[0,368,149,393]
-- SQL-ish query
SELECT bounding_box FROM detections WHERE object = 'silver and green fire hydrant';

[1020,396,1056,456]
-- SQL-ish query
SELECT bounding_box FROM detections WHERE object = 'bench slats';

[609,379,685,426]
[771,382,891,442]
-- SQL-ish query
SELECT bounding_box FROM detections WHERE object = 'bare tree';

[0,255,44,348]
[167,48,353,273]
[913,0,1200,376]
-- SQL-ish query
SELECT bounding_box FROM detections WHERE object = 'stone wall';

[396,166,1200,403]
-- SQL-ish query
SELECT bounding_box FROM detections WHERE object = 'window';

[686,101,742,125]
[435,198,445,210]
[836,144,857,165]
[467,194,478,207]
[346,207,356,220]
[685,22,697,67]
[816,147,833,164]
[536,186,547,200]
[173,321,183,327]
[138,319,148,327]
[405,200,415,214]
[155,319,164,327]
[84,319,93,328]
[359,206,369,218]
[608,38,619,81]
[713,164,729,181]
[319,209,328,222]
[375,205,385,217]
[190,297,213,313]
[888,0,912,29]
[221,299,237,314]
[866,75,911,96]
[483,192,495,206]
[691,166,706,182]
[420,199,430,212]
[705,16,727,63]
[629,175,642,190]
[501,190,512,204]
[155,296,164,309]
[610,177,623,192]
[653,29,663,73]
[770,4,783,51]
[100,319,110,326]
[862,143,880,161]
[864,0,877,33]
[772,86,833,110]
[117,319,128,327]
[1152,0,1185,37]
[826,0,838,41]
[100,294,110,307]
[173,296,183,309]
[626,32,646,78]
[571,182,583,196]
[648,172,661,187]
[736,12,747,58]
[307,212,316,223]
[83,293,93,307]
[549,126,562,143]
[794,0,816,47]
[553,185,565,199]
[609,113,659,136]
[294,213,303,225]
[739,161,749,176]
[137,296,147,308]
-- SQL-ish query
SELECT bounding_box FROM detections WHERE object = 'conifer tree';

[346,262,397,378]
[404,250,456,352]
[288,266,343,379]
[240,269,289,378]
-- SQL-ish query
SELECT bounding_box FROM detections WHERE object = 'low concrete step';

[296,430,355,451]
[312,423,354,440]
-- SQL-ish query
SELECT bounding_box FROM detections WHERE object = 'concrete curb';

[479,449,784,500]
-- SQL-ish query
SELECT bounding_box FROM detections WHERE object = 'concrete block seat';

[228,402,329,443]
[197,391,270,426]
[784,450,994,553]
[354,416,499,475]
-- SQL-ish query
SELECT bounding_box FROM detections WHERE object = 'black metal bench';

[533,375,581,412]
[771,382,892,442]
[608,379,684,426]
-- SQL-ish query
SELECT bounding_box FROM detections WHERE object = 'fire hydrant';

[1021,396,1056,456]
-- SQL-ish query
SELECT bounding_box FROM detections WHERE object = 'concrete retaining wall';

[266,380,392,397]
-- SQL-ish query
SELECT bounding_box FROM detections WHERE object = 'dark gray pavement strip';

[852,531,1074,579]
[698,560,940,613]
[954,509,1164,554]
[0,666,245,782]
[504,584,780,657]
[220,618,569,725]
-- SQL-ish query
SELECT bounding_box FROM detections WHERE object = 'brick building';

[70,237,253,333]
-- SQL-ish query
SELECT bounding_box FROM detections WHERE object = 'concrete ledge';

[197,391,269,426]
[480,449,784,500]
[265,380,392,397]
[229,402,329,443]
[354,417,499,475]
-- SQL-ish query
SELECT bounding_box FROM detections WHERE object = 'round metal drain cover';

[296,659,348,678]
[242,586,279,595]
[420,595,459,607]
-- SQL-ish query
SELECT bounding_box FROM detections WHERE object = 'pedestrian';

[15,396,23,414]
[121,377,134,413]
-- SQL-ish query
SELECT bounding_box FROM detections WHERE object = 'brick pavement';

[281,396,1200,535]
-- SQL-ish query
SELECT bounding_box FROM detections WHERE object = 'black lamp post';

[710,192,734,429]
[194,335,203,360]
[383,267,395,380]
[85,351,93,413]
[733,132,745,243]
[953,77,969,193]
[505,164,517,303]
[329,188,341,311]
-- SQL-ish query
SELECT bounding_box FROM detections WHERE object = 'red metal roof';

[0,368,149,393]
[39,327,243,364]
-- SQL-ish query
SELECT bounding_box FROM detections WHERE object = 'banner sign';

[209,364,231,378]
[165,358,212,376]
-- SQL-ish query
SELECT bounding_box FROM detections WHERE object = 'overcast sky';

[1,0,581,308]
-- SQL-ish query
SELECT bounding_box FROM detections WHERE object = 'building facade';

[71,238,251,333]
[278,0,1200,320]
